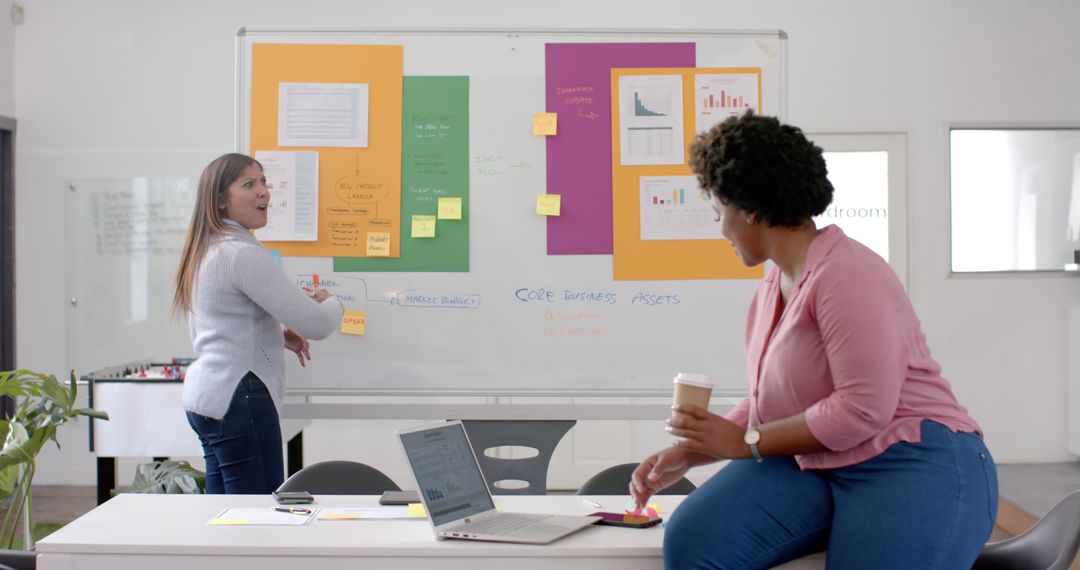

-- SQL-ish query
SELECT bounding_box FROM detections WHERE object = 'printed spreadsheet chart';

[278,83,369,148]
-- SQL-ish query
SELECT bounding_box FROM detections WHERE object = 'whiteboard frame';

[233,27,787,399]
[235,27,788,151]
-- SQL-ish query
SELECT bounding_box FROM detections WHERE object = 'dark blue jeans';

[186,372,284,494]
[664,420,998,569]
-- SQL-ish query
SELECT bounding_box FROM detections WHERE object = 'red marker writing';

[312,273,319,290]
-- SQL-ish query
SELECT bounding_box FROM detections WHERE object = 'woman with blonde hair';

[173,153,343,494]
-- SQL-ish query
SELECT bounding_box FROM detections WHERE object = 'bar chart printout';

[640,175,722,241]
[694,72,760,135]
[618,74,684,166]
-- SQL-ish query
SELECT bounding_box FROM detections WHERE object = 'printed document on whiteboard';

[278,82,369,148]
[640,176,722,241]
[694,72,760,135]
[253,150,319,242]
[618,74,684,166]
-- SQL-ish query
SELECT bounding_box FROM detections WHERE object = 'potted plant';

[127,459,205,494]
[0,370,107,549]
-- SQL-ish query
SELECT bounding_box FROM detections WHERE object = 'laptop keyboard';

[453,513,554,536]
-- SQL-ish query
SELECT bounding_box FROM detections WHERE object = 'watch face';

[744,429,761,445]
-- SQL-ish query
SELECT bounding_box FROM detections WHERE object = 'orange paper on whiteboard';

[251,44,404,258]
[610,67,763,281]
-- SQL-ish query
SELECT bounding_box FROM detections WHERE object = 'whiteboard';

[232,28,787,397]
[64,178,195,375]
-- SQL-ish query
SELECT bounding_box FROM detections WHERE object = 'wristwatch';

[744,427,764,463]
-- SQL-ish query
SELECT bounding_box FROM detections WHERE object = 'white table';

[37,494,825,570]
[36,494,674,570]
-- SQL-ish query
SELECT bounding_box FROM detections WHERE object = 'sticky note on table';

[533,112,557,136]
[321,513,362,521]
[407,503,427,518]
[536,194,561,216]
[411,215,437,238]
[366,232,391,256]
[210,518,250,525]
[341,310,366,335]
[438,197,462,220]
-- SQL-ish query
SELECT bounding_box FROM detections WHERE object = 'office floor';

[27,462,1080,534]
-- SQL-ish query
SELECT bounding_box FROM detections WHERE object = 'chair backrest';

[275,460,401,495]
[461,420,576,495]
[577,462,697,496]
[972,490,1080,570]
[0,550,36,570]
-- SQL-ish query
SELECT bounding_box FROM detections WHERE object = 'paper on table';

[317,506,424,520]
[209,507,318,526]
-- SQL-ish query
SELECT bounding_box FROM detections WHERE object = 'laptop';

[397,420,599,544]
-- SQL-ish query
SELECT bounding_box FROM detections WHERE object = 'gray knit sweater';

[182,220,343,419]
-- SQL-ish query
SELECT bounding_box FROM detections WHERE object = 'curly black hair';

[688,111,833,228]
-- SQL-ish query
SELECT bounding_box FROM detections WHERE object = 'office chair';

[972,490,1080,570]
[576,462,697,496]
[461,420,576,495]
[275,460,401,495]
[0,549,37,570]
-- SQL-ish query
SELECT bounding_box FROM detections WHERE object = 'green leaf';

[0,368,110,547]
[128,460,205,494]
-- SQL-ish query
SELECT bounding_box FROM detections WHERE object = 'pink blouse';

[725,225,981,470]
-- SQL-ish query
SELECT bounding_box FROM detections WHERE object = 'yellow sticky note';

[533,112,557,136]
[536,194,561,216]
[407,503,427,518]
[366,232,391,257]
[210,518,249,525]
[321,513,361,520]
[341,310,366,336]
[438,197,462,220]
[411,215,436,238]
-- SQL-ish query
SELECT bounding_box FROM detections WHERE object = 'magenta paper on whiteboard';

[544,43,695,255]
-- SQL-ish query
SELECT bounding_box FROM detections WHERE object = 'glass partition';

[64,178,195,375]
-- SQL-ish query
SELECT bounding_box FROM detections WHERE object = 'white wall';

[14,0,1080,485]
[0,1,13,116]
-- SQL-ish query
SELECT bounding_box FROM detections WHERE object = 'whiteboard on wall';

[232,28,787,397]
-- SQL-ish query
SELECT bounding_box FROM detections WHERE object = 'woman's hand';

[667,404,750,460]
[283,328,311,367]
[308,289,332,303]
[629,447,695,508]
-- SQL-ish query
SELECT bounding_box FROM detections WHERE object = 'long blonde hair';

[172,153,260,317]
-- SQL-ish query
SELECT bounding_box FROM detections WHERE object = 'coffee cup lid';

[673,372,713,389]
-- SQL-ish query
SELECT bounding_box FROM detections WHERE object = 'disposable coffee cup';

[672,372,713,421]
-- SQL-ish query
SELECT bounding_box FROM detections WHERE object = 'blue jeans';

[664,420,998,569]
[186,372,284,494]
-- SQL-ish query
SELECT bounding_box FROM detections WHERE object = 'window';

[950,128,1080,273]
[809,133,908,286]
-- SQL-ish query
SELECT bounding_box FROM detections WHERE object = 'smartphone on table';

[589,511,663,528]
[379,490,421,505]
[273,490,314,504]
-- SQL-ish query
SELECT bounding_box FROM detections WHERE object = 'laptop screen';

[400,423,496,527]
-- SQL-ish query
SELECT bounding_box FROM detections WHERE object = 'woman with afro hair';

[631,112,997,569]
